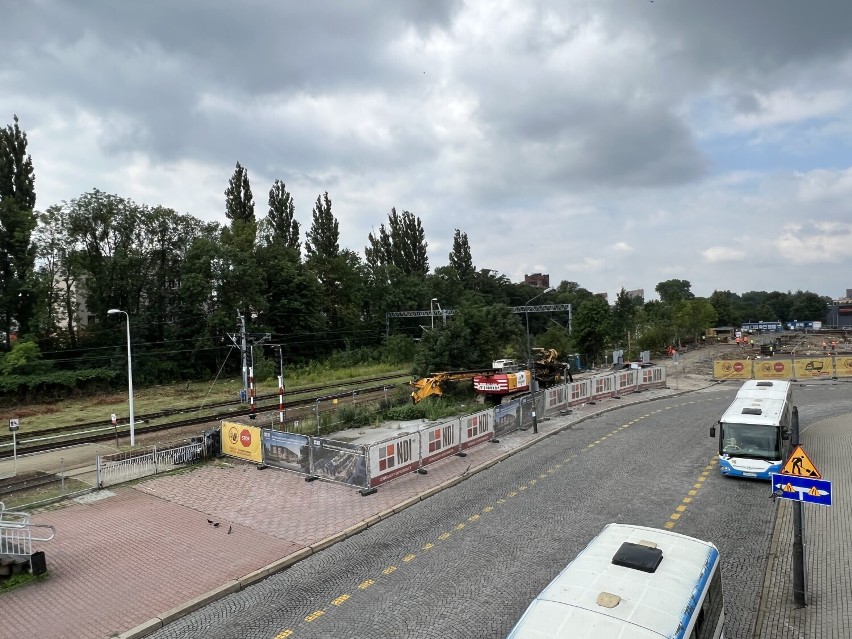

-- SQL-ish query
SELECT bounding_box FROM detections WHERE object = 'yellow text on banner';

[713,360,751,380]
[221,421,263,463]
[753,359,793,380]
[793,357,833,379]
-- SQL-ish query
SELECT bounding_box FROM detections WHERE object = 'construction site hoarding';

[262,430,311,474]
[753,359,793,380]
[460,410,493,450]
[792,357,833,379]
[713,360,751,380]
[367,433,419,488]
[311,439,368,488]
[221,421,263,463]
[835,356,852,378]
[420,419,461,467]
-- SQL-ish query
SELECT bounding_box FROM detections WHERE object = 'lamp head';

[107,309,121,315]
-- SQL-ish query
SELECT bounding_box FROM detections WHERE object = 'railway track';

[0,375,407,459]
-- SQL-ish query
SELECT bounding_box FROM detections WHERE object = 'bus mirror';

[709,425,716,438]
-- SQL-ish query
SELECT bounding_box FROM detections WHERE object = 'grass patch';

[1,477,92,510]
[0,571,48,594]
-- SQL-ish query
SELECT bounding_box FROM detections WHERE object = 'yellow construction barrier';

[221,421,263,463]
[793,357,833,379]
[835,356,852,378]
[713,360,751,380]
[753,359,793,380]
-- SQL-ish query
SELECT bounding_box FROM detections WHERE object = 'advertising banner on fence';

[311,439,368,488]
[460,410,493,450]
[494,399,522,437]
[835,356,852,378]
[221,421,263,463]
[753,359,793,380]
[368,433,420,488]
[793,357,833,379]
[713,360,751,380]
[262,430,311,473]
[420,419,460,466]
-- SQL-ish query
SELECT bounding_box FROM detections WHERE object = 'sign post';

[9,418,19,475]
[770,407,832,607]
[111,413,119,448]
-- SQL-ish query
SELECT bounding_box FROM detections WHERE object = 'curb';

[115,380,716,639]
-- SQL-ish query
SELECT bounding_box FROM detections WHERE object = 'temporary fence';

[221,365,669,493]
[713,355,852,381]
[96,440,207,488]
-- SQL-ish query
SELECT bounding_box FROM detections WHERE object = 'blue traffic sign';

[771,474,832,506]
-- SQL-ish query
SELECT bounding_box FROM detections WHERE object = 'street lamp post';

[525,288,553,434]
[430,298,438,330]
[108,309,135,447]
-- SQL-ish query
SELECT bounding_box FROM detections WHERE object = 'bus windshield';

[720,422,781,459]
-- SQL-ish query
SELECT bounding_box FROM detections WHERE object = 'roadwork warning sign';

[780,445,822,479]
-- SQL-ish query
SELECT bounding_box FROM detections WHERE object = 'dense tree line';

[0,116,833,401]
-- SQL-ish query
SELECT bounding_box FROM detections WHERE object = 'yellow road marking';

[693,483,702,489]
[676,505,687,512]
[688,490,698,496]
[305,610,325,622]
[383,565,397,575]
[331,594,350,606]
[468,514,480,522]
[682,497,692,504]
[669,513,681,520]
[402,554,416,562]
[274,631,294,639]
[422,543,434,551]
[438,532,451,540]
[508,491,518,497]
[455,523,465,530]
[483,506,494,512]
[359,579,375,589]
[663,521,675,529]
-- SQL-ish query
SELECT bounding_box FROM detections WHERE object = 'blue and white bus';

[506,523,725,639]
[711,381,792,480]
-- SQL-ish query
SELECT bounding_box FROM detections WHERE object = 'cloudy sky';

[4,0,852,302]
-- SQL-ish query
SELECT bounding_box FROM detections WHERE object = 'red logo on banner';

[733,362,744,372]
[240,429,252,447]
[774,362,785,372]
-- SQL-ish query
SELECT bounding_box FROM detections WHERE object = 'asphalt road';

[147,381,852,639]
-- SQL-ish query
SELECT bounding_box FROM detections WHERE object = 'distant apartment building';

[626,288,645,303]
[524,273,550,289]
[595,292,609,302]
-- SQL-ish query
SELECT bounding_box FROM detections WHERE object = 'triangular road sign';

[780,445,822,479]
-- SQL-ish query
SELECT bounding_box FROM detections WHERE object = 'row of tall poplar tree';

[0,115,831,399]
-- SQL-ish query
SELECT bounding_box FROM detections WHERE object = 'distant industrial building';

[827,291,852,328]
[524,273,550,289]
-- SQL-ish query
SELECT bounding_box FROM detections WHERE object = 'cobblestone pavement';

[2,370,851,639]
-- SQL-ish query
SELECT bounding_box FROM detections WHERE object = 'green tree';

[66,190,147,321]
[224,161,255,224]
[305,192,338,262]
[0,115,37,347]
[789,291,829,321]
[448,229,475,282]
[413,302,522,376]
[365,208,429,276]
[31,204,81,347]
[655,279,694,305]
[263,179,300,251]
[709,290,738,326]
[572,296,611,364]
[610,288,641,352]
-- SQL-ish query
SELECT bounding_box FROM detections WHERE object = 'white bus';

[735,380,792,404]
[506,523,725,639]
[711,382,793,480]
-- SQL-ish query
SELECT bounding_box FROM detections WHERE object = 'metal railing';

[0,502,55,558]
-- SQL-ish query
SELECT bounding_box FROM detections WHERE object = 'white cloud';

[702,247,746,263]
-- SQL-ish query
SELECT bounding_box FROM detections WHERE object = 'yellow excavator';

[409,369,496,404]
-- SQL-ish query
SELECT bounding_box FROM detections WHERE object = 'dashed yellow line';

[358,579,375,589]
[305,610,325,622]
[274,630,294,639]
[382,565,397,575]
[331,594,350,606]
[437,532,451,540]
[402,554,416,562]
[666,457,718,530]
